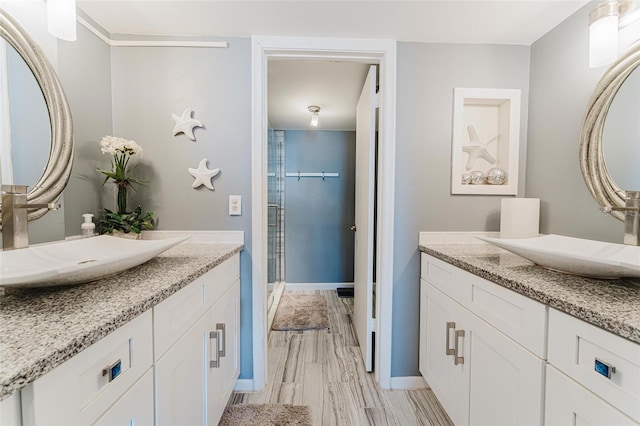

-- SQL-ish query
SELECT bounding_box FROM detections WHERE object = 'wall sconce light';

[308,105,320,127]
[47,0,77,41]
[589,1,640,68]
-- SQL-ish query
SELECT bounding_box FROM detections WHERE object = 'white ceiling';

[77,0,589,130]
[268,60,372,130]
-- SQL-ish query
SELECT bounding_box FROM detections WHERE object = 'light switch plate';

[229,195,241,216]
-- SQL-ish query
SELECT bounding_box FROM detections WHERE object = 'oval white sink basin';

[477,234,640,279]
[0,235,188,288]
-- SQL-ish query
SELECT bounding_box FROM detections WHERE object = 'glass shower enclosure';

[267,128,285,312]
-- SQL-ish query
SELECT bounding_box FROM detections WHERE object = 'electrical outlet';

[229,195,241,216]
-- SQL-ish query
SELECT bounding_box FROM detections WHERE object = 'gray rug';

[219,404,312,426]
[271,294,330,331]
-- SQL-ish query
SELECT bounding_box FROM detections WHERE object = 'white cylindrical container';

[500,198,540,239]
[81,213,95,238]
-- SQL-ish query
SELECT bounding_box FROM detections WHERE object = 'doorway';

[250,36,397,392]
[266,59,369,321]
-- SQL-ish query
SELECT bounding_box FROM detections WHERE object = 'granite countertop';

[0,242,243,401]
[419,243,640,345]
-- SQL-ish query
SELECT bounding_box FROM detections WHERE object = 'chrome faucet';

[602,190,640,246]
[1,185,60,251]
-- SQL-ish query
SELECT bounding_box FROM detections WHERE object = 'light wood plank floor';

[228,290,453,425]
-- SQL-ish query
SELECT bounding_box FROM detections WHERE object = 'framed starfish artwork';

[451,88,521,195]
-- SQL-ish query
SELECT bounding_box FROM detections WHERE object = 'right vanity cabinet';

[420,254,546,425]
[420,253,640,425]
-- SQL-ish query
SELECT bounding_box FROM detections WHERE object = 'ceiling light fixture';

[308,105,320,127]
[589,1,640,68]
[47,0,77,41]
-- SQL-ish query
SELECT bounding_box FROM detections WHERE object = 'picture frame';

[451,88,521,195]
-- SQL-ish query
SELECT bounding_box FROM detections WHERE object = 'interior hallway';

[228,290,452,425]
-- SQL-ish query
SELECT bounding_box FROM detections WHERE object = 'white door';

[353,65,376,372]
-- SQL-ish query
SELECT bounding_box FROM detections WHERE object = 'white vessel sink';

[477,234,640,279]
[0,235,188,288]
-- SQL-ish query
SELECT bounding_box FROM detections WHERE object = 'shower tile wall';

[268,130,285,283]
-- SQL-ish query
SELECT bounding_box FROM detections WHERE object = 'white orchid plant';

[97,136,154,235]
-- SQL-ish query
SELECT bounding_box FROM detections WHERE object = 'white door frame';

[250,36,397,391]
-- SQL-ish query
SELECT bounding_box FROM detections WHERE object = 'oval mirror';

[580,41,640,221]
[2,40,51,189]
[602,66,640,191]
[0,9,73,226]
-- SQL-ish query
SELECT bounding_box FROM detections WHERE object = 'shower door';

[267,129,285,292]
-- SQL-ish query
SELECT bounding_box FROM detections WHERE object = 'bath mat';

[219,404,312,426]
[271,294,330,331]
[336,287,354,298]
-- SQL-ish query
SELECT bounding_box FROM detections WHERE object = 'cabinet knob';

[102,359,122,382]
[594,358,615,379]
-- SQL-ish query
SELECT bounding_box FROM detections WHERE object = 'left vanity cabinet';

[21,311,154,425]
[9,251,241,426]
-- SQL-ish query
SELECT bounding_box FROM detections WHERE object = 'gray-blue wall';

[58,23,113,236]
[284,130,356,283]
[392,42,531,377]
[526,2,624,243]
[109,40,254,379]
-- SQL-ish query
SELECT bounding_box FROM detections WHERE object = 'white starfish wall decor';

[172,108,204,141]
[188,158,220,190]
[462,125,498,171]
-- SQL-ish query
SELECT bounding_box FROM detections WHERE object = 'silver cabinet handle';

[445,322,456,356]
[217,323,226,357]
[209,331,220,368]
[350,225,357,231]
[594,358,616,379]
[102,359,122,382]
[454,330,465,365]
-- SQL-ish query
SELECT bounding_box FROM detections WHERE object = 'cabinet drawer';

[548,308,640,422]
[93,368,154,426]
[21,311,153,425]
[420,254,468,303]
[462,271,546,358]
[205,253,240,305]
[545,365,637,426]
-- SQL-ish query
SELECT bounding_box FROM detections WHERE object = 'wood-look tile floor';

[228,290,453,425]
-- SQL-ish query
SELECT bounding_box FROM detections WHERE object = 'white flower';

[100,136,143,157]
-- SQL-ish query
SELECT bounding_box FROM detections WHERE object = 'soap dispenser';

[81,213,95,238]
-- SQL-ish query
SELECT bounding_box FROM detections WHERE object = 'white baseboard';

[390,376,428,390]
[285,282,354,291]
[233,379,256,392]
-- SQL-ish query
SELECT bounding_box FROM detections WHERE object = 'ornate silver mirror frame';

[580,40,640,222]
[0,9,73,225]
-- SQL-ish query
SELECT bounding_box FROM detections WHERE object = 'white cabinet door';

[463,307,544,426]
[94,368,155,426]
[545,365,637,426]
[421,280,465,424]
[155,315,207,426]
[206,280,240,425]
[421,280,544,426]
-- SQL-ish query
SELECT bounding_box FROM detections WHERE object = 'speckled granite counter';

[419,243,640,345]
[0,242,243,401]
